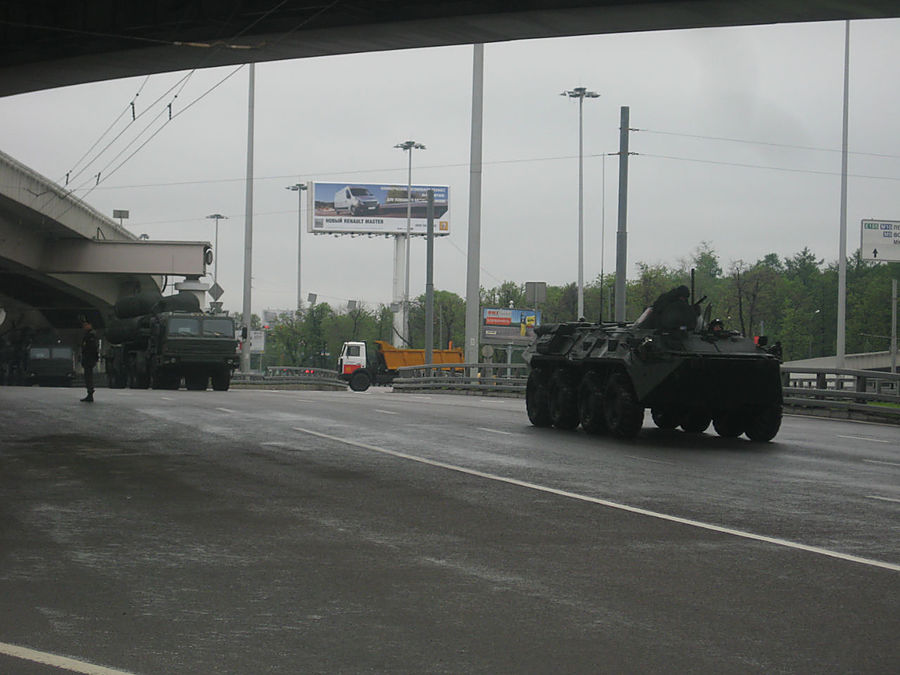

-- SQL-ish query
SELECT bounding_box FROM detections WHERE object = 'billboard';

[481,307,542,345]
[308,181,450,236]
[861,219,900,262]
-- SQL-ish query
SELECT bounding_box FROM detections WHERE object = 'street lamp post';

[205,213,228,286]
[394,140,426,344]
[286,183,308,311]
[561,86,600,320]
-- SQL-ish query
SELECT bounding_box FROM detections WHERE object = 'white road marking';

[216,407,237,414]
[293,426,900,573]
[0,641,135,674]
[159,396,174,401]
[476,427,515,436]
[625,455,676,466]
[864,459,900,467]
[867,495,900,504]
[374,409,399,415]
[838,435,891,444]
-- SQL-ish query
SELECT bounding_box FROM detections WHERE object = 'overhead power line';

[635,128,900,161]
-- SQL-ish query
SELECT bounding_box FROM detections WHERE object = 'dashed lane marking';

[864,459,900,467]
[374,409,399,415]
[838,435,891,444]
[0,641,135,675]
[216,407,238,414]
[625,455,676,466]
[292,426,900,573]
[476,427,515,436]
[867,495,900,504]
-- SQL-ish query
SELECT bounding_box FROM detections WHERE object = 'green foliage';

[252,246,898,369]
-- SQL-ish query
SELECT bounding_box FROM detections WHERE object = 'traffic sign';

[861,219,900,262]
[209,282,224,300]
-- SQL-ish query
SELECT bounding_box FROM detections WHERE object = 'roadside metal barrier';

[392,362,528,394]
[394,362,900,423]
[781,366,900,423]
[229,361,899,423]
[232,366,346,389]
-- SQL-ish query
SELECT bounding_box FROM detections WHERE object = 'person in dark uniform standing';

[80,317,99,402]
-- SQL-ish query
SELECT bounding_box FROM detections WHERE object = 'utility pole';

[561,86,600,319]
[240,63,255,373]
[837,20,850,368]
[394,140,425,345]
[425,190,435,368]
[615,106,630,323]
[286,183,307,311]
[464,43,485,368]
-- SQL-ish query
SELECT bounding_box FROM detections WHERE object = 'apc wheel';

[603,373,643,438]
[211,368,231,391]
[526,368,552,427]
[713,411,745,438]
[745,404,782,442]
[185,373,208,391]
[548,370,579,430]
[349,370,371,392]
[578,372,607,434]
[651,408,679,430]
[680,410,711,433]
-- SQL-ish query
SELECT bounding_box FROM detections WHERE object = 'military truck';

[337,339,464,392]
[523,285,783,442]
[26,343,76,386]
[105,291,239,391]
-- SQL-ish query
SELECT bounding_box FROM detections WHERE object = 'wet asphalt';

[0,385,897,674]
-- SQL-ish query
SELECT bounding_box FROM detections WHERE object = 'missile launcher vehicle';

[523,285,783,441]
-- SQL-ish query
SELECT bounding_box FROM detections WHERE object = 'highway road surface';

[1,385,897,674]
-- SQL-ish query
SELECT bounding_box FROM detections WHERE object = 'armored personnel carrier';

[523,285,783,441]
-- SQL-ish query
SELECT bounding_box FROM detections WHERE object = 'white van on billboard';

[309,181,450,236]
[333,186,380,216]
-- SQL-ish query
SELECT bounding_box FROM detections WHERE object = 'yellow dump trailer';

[337,340,465,391]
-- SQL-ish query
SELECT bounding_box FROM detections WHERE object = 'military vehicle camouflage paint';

[523,289,783,441]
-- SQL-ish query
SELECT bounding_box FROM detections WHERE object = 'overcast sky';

[1,18,898,316]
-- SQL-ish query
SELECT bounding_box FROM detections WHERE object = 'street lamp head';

[395,140,426,151]
[286,183,307,191]
[206,213,227,220]
[561,87,600,99]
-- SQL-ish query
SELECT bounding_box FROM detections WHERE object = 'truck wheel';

[603,373,643,438]
[349,370,371,392]
[578,372,607,434]
[525,368,552,427]
[548,370,579,430]
[713,411,744,438]
[651,408,679,430]
[186,373,208,391]
[744,404,782,442]
[211,369,231,391]
[680,410,711,433]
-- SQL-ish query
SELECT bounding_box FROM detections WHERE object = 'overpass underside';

[1,1,899,97]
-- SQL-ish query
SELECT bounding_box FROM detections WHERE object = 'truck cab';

[337,341,369,389]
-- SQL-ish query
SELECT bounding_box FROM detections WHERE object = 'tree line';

[239,243,899,369]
